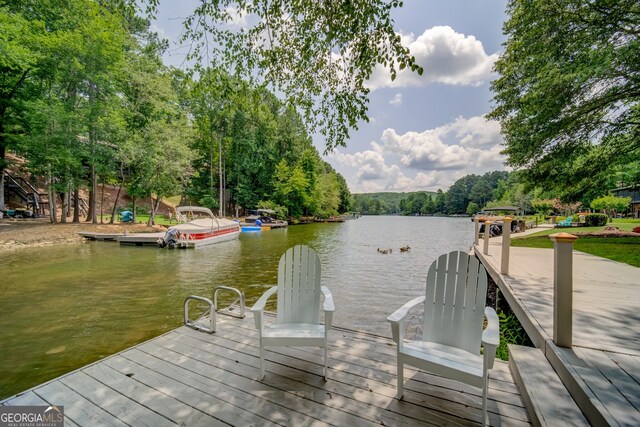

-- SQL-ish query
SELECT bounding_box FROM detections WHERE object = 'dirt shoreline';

[0,218,166,252]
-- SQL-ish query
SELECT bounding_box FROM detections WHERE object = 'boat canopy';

[176,206,215,222]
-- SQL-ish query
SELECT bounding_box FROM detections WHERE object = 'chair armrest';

[387,296,425,344]
[482,306,500,370]
[321,286,335,312]
[250,286,277,331]
[321,286,334,329]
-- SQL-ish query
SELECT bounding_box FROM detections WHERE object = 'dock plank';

[572,347,640,425]
[35,380,128,427]
[104,354,272,427]
[174,321,529,426]
[58,371,175,427]
[3,314,531,426]
[509,345,588,427]
[581,349,640,411]
[119,347,320,427]
[155,332,450,426]
[2,391,80,427]
[83,363,223,426]
[135,339,386,427]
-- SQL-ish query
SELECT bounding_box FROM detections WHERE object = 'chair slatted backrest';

[276,245,322,325]
[422,251,488,354]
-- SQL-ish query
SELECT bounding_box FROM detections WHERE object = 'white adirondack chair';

[387,251,499,426]
[251,245,335,380]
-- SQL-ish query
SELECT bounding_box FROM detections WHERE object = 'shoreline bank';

[0,219,165,252]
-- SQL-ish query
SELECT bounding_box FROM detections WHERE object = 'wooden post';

[474,217,480,246]
[483,221,492,255]
[501,217,512,275]
[549,232,578,348]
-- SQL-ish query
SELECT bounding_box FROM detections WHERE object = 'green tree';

[469,179,492,207]
[151,0,423,152]
[0,7,43,210]
[590,195,631,218]
[445,175,479,214]
[531,199,555,216]
[466,202,480,216]
[489,0,640,199]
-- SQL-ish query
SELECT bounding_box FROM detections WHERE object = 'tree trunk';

[0,136,5,211]
[110,165,124,224]
[66,191,71,218]
[147,196,161,227]
[47,165,57,224]
[60,191,67,223]
[91,165,97,223]
[110,182,123,224]
[87,81,98,224]
[0,69,29,211]
[100,181,105,224]
[86,188,93,222]
[219,136,224,217]
[73,188,80,223]
[132,196,137,223]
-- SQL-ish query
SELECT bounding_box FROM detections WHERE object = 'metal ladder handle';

[214,286,246,319]
[184,295,216,333]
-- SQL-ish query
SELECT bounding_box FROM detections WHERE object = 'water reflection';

[0,216,472,399]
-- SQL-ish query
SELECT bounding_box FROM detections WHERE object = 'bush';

[496,310,532,361]
[585,213,608,227]
[633,226,640,233]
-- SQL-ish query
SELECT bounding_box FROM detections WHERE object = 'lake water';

[0,215,473,399]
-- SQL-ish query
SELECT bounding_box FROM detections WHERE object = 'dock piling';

[549,232,578,348]
[501,217,512,275]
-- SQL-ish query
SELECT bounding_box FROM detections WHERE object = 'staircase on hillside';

[3,172,48,216]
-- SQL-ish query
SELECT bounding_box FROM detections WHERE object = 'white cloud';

[367,26,498,91]
[380,117,504,172]
[329,116,507,193]
[225,6,248,28]
[389,93,403,107]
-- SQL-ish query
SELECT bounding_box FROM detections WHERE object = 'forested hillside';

[0,1,350,223]
[352,171,520,216]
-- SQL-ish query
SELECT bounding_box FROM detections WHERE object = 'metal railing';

[184,286,246,334]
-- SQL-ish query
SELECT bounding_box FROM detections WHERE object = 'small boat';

[158,206,240,249]
[241,225,262,232]
[244,209,288,229]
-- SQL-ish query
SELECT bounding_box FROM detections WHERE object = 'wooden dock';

[2,314,530,426]
[475,235,640,426]
[80,231,165,246]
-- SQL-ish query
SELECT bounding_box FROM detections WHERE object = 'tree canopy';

[489,0,640,200]
[143,0,423,152]
[0,0,351,221]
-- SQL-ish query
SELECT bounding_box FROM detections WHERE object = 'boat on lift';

[158,206,240,249]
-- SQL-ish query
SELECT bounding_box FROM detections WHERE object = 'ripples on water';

[0,215,472,399]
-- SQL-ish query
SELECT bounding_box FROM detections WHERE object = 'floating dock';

[79,231,164,246]
[1,314,530,426]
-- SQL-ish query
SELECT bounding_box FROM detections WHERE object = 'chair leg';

[259,345,265,380]
[397,361,404,399]
[482,373,488,427]
[323,345,328,381]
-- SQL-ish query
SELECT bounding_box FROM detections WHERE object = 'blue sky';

[151,0,509,193]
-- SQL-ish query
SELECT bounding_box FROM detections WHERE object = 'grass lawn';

[100,214,175,226]
[511,221,640,267]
